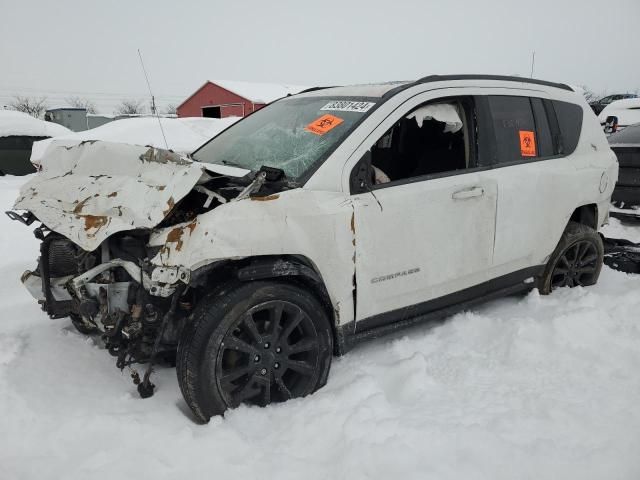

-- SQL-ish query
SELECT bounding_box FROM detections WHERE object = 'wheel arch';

[569,203,598,230]
[188,255,344,355]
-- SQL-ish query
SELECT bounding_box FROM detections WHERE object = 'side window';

[487,96,537,162]
[551,100,583,155]
[363,97,476,188]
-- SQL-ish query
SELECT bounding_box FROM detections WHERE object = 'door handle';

[452,186,484,200]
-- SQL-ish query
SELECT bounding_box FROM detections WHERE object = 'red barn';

[177,80,309,118]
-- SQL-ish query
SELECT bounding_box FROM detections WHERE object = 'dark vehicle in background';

[609,123,640,205]
[590,94,638,115]
[0,135,49,175]
[0,110,69,176]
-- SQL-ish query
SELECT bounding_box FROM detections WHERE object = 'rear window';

[552,100,583,155]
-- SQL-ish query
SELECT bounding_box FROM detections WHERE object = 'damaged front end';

[8,140,292,397]
[21,228,191,396]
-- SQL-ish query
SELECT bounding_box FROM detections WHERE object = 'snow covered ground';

[1,174,640,480]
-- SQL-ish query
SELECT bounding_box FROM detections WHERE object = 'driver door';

[348,94,498,327]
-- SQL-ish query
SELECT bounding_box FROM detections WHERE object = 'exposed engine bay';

[21,229,186,397]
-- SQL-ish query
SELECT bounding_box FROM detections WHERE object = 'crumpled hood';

[13,140,247,251]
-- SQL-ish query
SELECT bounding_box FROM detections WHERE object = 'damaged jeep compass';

[8,75,618,422]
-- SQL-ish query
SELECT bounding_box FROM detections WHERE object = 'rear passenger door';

[479,95,578,274]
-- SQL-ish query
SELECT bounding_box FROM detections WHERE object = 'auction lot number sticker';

[321,101,376,113]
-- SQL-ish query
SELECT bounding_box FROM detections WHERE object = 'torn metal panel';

[147,189,357,325]
[13,141,207,251]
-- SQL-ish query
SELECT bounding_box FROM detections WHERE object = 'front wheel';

[538,221,604,294]
[177,281,333,422]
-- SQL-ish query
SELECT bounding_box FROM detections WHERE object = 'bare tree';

[65,96,97,114]
[164,104,177,115]
[578,85,598,103]
[9,95,48,118]
[115,99,146,115]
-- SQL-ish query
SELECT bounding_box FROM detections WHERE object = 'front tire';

[538,221,604,294]
[177,281,333,422]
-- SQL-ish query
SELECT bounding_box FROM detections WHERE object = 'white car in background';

[599,98,640,134]
[7,74,618,422]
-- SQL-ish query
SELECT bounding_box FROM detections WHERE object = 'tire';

[69,313,98,334]
[177,281,333,422]
[538,221,604,294]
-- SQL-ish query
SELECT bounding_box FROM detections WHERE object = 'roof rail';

[414,74,573,91]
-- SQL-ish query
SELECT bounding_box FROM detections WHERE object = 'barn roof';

[210,80,310,103]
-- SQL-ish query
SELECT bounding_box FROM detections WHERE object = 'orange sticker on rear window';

[305,114,344,135]
[519,130,537,157]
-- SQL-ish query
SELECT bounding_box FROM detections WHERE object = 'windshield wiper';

[220,159,245,168]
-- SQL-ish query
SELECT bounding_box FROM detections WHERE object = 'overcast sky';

[1,0,638,113]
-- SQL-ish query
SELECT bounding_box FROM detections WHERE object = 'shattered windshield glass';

[191,96,376,180]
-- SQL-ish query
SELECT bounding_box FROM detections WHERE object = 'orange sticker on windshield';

[305,114,344,135]
[519,130,537,157]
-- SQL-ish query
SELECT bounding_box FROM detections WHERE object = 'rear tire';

[177,281,333,422]
[538,221,604,294]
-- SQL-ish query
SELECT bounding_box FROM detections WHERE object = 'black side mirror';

[350,150,372,195]
[604,116,619,135]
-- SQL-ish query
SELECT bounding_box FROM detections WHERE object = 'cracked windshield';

[192,97,376,179]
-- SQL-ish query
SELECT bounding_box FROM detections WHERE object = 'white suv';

[9,75,618,422]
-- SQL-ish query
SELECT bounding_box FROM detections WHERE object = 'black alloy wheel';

[550,240,600,289]
[538,221,604,294]
[177,281,333,422]
[217,300,321,407]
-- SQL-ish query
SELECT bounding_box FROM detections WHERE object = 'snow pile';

[31,116,239,162]
[1,175,640,479]
[0,110,71,138]
[211,80,310,103]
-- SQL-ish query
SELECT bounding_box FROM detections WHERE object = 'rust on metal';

[163,196,175,216]
[165,226,185,252]
[250,194,280,202]
[139,147,191,166]
[80,215,110,237]
[73,196,92,215]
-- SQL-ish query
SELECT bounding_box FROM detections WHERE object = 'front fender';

[148,189,357,325]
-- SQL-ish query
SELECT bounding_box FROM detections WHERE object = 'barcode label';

[320,101,376,113]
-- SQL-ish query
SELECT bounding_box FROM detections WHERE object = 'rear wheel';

[538,221,604,294]
[177,281,333,422]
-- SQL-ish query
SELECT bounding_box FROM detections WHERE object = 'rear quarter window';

[552,100,583,155]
